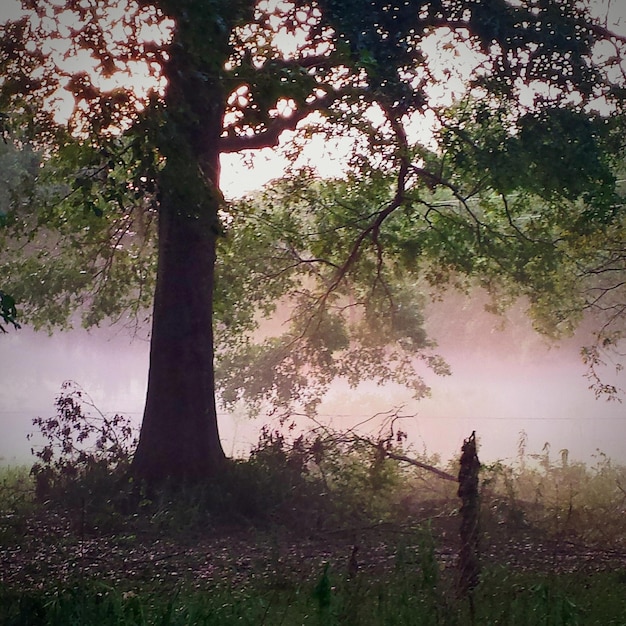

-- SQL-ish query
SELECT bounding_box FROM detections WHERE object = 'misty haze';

[3,288,623,467]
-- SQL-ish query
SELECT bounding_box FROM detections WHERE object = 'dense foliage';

[1,0,625,480]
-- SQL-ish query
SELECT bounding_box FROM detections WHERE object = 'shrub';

[27,380,137,506]
[231,421,421,530]
[171,422,418,532]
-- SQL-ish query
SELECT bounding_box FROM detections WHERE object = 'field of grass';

[1,396,625,624]
[1,567,625,625]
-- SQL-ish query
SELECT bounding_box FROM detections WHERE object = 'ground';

[2,499,625,594]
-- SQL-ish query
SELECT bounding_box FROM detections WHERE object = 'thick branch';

[219,93,335,153]
[322,107,411,298]
[588,22,626,46]
[307,412,458,483]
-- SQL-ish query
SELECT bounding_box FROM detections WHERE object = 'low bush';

[28,380,137,506]
[132,423,417,534]
[21,382,418,535]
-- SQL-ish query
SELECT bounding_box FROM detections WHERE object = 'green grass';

[1,567,625,625]
[0,465,33,509]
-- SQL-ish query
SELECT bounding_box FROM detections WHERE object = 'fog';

[1,289,624,468]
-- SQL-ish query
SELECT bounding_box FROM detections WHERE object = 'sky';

[1,0,625,468]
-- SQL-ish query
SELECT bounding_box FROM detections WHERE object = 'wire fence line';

[1,409,625,421]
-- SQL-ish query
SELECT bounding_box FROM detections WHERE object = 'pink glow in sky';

[1,288,624,467]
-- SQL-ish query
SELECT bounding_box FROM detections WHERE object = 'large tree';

[1,0,625,484]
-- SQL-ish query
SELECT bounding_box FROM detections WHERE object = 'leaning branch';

[345,434,456,482]
[307,411,458,483]
[382,449,457,482]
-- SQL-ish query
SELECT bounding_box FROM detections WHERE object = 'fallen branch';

[383,450,457,483]
[306,409,458,483]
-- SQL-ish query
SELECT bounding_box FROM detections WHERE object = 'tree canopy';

[1,0,625,482]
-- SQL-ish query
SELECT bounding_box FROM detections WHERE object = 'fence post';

[458,431,481,614]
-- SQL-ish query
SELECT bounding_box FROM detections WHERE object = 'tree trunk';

[130,25,228,484]
[131,193,226,483]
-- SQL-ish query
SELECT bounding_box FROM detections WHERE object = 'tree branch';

[588,22,626,46]
[381,449,457,482]
[320,105,411,299]
[219,93,335,153]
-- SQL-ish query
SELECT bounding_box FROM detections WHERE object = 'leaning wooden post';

[458,431,481,612]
